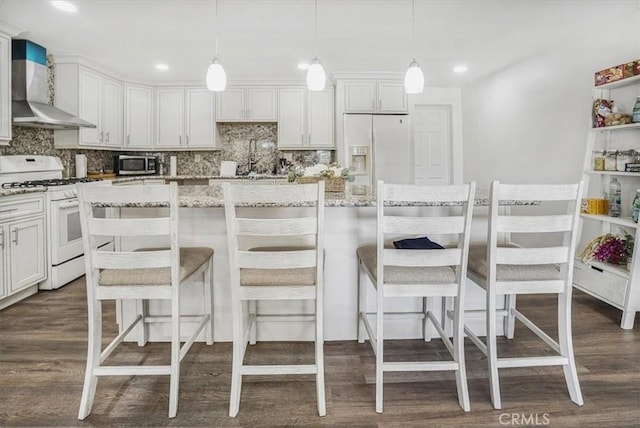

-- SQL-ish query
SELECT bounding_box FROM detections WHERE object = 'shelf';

[580,213,637,229]
[595,74,640,90]
[585,170,640,177]
[591,123,640,132]
[580,258,630,280]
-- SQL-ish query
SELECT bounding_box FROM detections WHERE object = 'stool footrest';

[94,365,172,376]
[241,364,318,375]
[496,356,569,368]
[384,361,459,372]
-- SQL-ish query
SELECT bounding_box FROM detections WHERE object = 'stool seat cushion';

[467,244,561,282]
[357,245,456,285]
[99,247,214,286]
[240,246,317,286]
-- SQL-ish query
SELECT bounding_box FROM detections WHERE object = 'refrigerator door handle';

[370,127,376,187]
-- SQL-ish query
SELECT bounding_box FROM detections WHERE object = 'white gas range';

[0,155,112,290]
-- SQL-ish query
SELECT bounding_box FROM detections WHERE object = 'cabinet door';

[246,88,277,121]
[155,88,184,148]
[185,88,216,148]
[8,217,45,294]
[79,67,102,146]
[344,81,376,113]
[216,88,245,121]
[277,88,306,148]
[377,81,407,113]
[308,87,334,147]
[124,84,153,149]
[101,76,123,148]
[0,33,10,144]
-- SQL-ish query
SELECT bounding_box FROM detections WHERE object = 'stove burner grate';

[1,177,101,189]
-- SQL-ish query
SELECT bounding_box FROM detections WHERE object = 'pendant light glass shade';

[206,58,227,92]
[404,59,424,94]
[306,57,326,91]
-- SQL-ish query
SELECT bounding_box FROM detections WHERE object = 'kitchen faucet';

[247,139,257,174]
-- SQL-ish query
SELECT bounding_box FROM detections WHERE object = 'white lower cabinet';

[0,194,46,309]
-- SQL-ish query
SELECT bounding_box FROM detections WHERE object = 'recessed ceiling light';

[453,65,468,74]
[51,1,77,13]
[297,63,310,70]
[155,64,169,71]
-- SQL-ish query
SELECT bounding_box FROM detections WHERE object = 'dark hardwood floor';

[1,277,639,427]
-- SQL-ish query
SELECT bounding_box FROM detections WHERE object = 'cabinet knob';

[106,131,110,143]
[186,135,190,146]
[0,229,4,249]
[12,228,18,245]
[99,131,103,143]
[126,135,130,146]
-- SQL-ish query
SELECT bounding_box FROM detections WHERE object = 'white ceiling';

[1,0,639,86]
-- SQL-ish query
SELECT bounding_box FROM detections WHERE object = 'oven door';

[50,198,111,265]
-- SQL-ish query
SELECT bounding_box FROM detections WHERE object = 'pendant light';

[206,0,226,92]
[306,0,326,91]
[404,0,424,94]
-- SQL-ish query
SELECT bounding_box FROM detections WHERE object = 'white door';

[413,106,451,185]
[79,67,101,146]
[124,84,153,149]
[278,88,306,148]
[101,76,123,148]
[308,88,334,147]
[155,88,184,148]
[185,88,215,148]
[9,217,45,294]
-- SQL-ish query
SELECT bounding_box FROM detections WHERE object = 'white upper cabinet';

[155,87,184,148]
[278,86,334,149]
[155,87,216,150]
[124,83,153,149]
[0,32,12,145]
[216,86,277,122]
[344,80,407,113]
[185,88,216,148]
[54,63,123,149]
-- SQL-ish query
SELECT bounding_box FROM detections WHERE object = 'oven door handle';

[59,201,79,209]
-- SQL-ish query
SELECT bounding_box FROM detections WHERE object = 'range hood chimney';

[11,39,96,130]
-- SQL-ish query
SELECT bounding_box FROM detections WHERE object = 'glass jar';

[592,150,605,171]
[617,150,635,172]
[604,150,618,171]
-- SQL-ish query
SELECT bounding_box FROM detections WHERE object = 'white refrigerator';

[343,114,412,186]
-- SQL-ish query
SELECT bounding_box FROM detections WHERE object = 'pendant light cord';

[214,0,219,57]
[314,0,318,57]
[411,0,415,59]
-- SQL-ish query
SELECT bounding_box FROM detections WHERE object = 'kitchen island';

[114,182,532,343]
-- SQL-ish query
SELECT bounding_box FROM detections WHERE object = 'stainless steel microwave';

[114,155,157,175]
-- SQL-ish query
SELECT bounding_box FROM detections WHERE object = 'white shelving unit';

[575,74,640,329]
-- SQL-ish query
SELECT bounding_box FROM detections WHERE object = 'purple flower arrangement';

[593,235,629,265]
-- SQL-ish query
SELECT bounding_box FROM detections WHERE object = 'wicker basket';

[296,176,345,193]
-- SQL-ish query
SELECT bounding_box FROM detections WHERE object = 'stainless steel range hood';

[11,39,96,130]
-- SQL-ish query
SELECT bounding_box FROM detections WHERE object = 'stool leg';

[487,287,502,409]
[168,293,180,418]
[229,298,244,417]
[136,299,147,346]
[357,260,366,344]
[315,294,326,416]
[558,292,584,406]
[249,300,257,345]
[78,299,102,420]
[453,295,471,411]
[205,258,214,345]
[504,294,516,339]
[422,297,431,342]
[375,285,384,413]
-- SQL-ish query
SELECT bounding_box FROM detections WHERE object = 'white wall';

[462,4,639,188]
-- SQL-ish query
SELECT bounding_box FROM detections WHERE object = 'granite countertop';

[0,187,48,197]
[113,174,288,184]
[100,185,537,208]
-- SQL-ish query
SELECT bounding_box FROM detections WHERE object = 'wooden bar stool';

[76,182,214,419]
[222,181,326,417]
[463,181,584,409]
[357,181,476,413]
